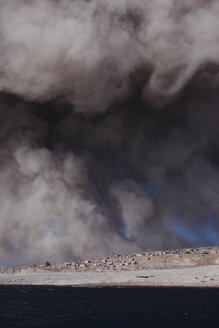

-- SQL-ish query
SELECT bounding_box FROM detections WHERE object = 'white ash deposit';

[1,246,219,287]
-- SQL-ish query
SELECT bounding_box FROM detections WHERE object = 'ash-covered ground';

[1,246,219,287]
[2,246,219,273]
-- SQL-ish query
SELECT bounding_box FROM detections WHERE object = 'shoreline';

[1,246,219,287]
[1,264,219,287]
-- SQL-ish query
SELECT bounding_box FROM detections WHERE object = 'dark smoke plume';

[0,0,219,265]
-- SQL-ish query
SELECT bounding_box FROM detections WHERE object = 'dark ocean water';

[0,286,219,328]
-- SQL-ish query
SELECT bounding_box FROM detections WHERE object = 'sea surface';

[0,286,219,327]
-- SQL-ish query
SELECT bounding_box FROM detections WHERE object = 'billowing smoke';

[0,0,219,266]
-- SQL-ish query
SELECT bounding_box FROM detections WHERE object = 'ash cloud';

[0,0,219,265]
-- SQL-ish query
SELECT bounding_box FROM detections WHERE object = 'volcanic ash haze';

[0,0,219,266]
